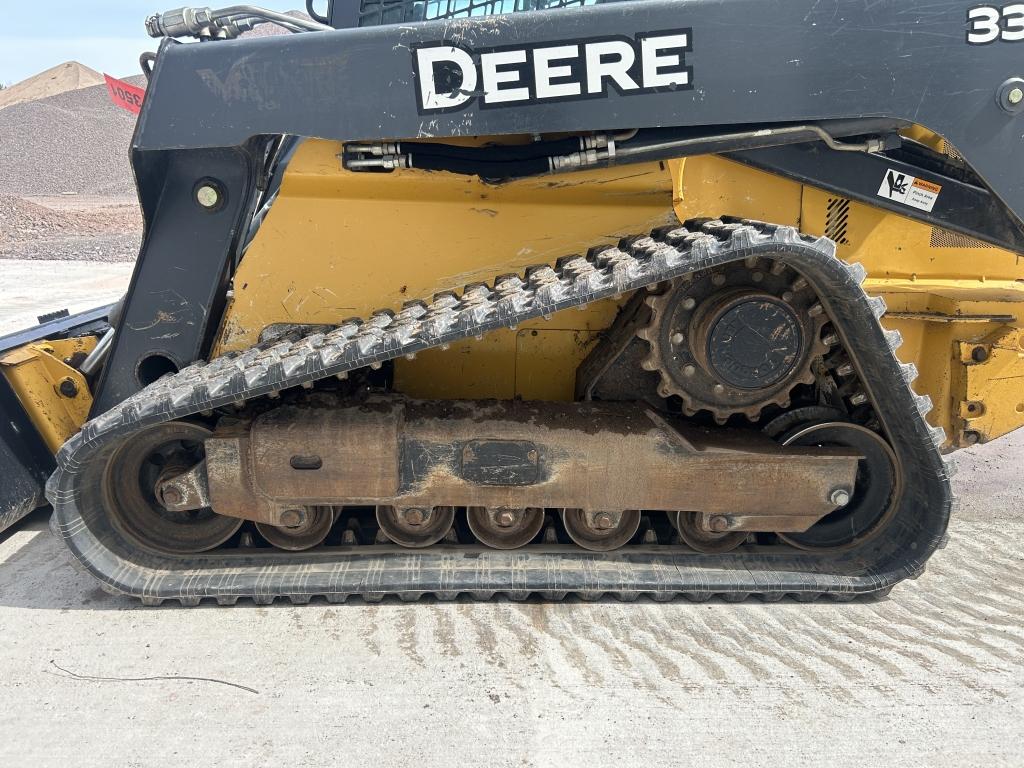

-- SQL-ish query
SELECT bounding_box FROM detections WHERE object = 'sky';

[0,1,301,85]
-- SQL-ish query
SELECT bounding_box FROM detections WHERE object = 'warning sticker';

[877,169,941,212]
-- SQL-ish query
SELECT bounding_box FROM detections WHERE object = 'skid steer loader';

[2,0,1023,605]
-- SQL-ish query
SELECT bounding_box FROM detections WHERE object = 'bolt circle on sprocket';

[637,259,829,423]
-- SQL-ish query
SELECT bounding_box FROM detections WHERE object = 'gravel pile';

[0,61,105,111]
[0,83,138,197]
[0,196,77,237]
[0,195,142,262]
[0,14,307,262]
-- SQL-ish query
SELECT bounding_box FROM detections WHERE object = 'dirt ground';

[0,262,1021,767]
[0,259,132,335]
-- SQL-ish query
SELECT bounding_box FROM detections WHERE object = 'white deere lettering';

[534,45,582,99]
[414,31,692,113]
[640,34,691,89]
[415,46,477,111]
[585,39,639,94]
[481,49,530,105]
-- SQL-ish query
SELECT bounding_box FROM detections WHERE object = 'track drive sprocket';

[637,258,829,423]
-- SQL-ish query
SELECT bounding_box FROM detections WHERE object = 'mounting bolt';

[279,508,307,528]
[682,297,697,311]
[709,515,730,533]
[997,77,1024,114]
[671,332,685,345]
[963,431,981,446]
[58,377,78,398]
[830,488,851,508]
[496,510,516,528]
[402,508,426,526]
[971,346,989,363]
[160,486,183,506]
[195,181,224,210]
[594,513,615,530]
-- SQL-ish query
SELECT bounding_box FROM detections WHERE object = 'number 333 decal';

[968,4,1024,43]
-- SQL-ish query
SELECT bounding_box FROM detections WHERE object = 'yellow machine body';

[6,136,1024,452]
[206,137,1024,451]
[0,337,96,452]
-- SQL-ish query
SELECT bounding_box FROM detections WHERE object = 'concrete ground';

[0,434,1020,767]
[0,259,131,335]
[0,265,1021,767]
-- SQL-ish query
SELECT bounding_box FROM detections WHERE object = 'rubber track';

[45,219,954,605]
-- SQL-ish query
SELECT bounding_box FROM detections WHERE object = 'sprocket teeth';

[636,263,832,423]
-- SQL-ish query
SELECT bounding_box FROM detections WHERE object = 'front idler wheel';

[103,422,243,555]
[256,506,335,551]
[467,507,545,549]
[561,509,640,552]
[376,505,455,548]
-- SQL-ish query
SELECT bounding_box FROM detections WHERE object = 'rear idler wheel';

[103,422,243,555]
[256,506,335,551]
[674,511,746,554]
[376,505,455,548]
[467,507,545,549]
[561,509,640,552]
[777,421,900,550]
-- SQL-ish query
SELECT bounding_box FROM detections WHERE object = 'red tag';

[104,74,146,115]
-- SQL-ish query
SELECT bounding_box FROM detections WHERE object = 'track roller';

[674,511,746,554]
[256,506,335,551]
[561,509,641,551]
[467,507,545,549]
[376,505,455,548]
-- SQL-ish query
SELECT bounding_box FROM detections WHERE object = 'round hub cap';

[706,297,802,389]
